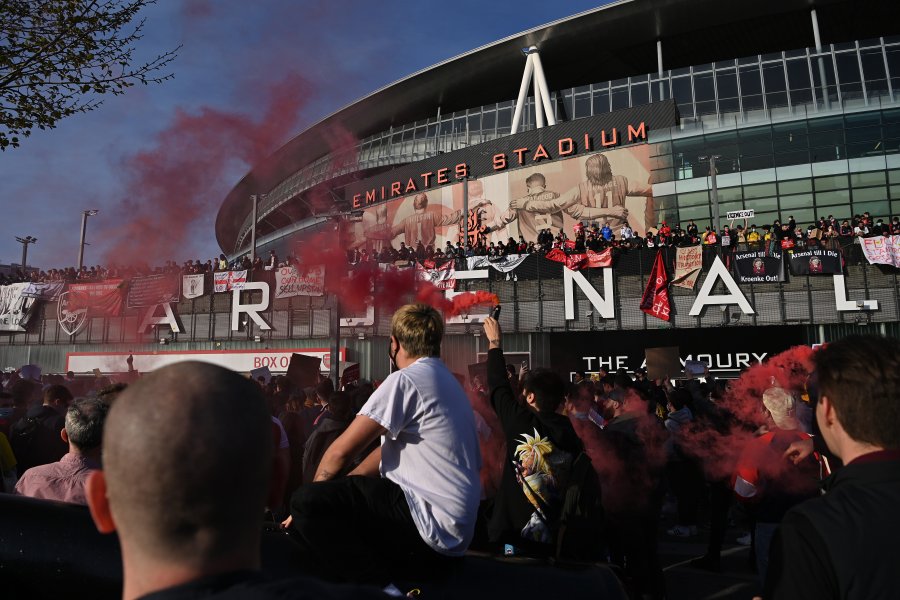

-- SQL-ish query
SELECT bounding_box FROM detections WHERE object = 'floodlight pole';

[15,236,36,273]
[77,210,98,271]
[250,194,259,264]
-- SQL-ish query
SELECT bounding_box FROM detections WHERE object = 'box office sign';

[66,348,346,375]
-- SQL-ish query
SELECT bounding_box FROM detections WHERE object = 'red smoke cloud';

[98,73,310,268]
[678,345,818,481]
[291,229,496,318]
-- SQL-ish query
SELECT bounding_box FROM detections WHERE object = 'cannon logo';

[57,292,88,336]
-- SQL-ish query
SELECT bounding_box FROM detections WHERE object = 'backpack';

[554,451,605,561]
[10,416,42,453]
[515,442,605,561]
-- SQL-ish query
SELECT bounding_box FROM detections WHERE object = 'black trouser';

[668,459,702,526]
[290,476,446,583]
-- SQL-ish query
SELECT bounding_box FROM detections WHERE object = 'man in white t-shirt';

[285,304,481,582]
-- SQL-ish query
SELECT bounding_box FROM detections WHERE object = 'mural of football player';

[350,203,394,252]
[506,153,654,233]
[394,192,465,248]
[482,172,564,241]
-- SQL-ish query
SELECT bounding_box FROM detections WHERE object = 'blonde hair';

[391,304,443,358]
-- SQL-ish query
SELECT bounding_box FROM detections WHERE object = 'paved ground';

[658,512,760,600]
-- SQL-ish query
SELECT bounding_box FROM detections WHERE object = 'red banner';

[67,280,126,316]
[640,252,671,322]
[546,248,612,270]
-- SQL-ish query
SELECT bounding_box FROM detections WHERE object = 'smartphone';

[490,305,501,320]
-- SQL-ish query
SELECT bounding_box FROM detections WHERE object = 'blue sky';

[2,0,609,269]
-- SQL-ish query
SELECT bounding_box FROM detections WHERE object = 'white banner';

[672,246,703,290]
[66,347,346,375]
[274,265,325,299]
[416,262,455,290]
[213,270,247,293]
[20,281,65,300]
[466,254,531,273]
[0,283,37,332]
[726,209,755,220]
[860,235,900,268]
[182,274,205,299]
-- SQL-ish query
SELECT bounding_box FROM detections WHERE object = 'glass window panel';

[677,190,710,207]
[482,110,496,131]
[694,63,713,73]
[715,59,736,68]
[719,97,740,113]
[763,63,788,107]
[853,200,890,216]
[807,116,844,132]
[561,92,574,120]
[786,58,813,104]
[739,55,760,66]
[808,129,844,147]
[814,174,849,191]
[780,193,814,209]
[612,77,629,87]
[833,42,856,52]
[740,154,774,170]
[835,52,863,97]
[779,179,812,194]
[497,108,511,130]
[744,182,778,198]
[719,200,745,213]
[746,196,779,211]
[739,65,763,95]
[717,186,743,202]
[785,48,807,59]
[844,125,881,144]
[574,93,591,118]
[575,85,590,94]
[716,70,738,98]
[889,169,900,185]
[739,127,773,156]
[440,120,453,135]
[811,53,839,106]
[694,73,715,102]
[788,208,817,224]
[592,89,610,114]
[852,186,887,202]
[774,150,809,166]
[611,87,629,110]
[762,52,783,62]
[861,48,889,95]
[672,76,693,115]
[892,200,900,214]
[631,83,649,106]
[696,101,717,116]
[846,140,883,158]
[678,206,711,221]
[884,122,900,139]
[815,189,851,204]
[850,171,887,187]
[888,46,900,89]
[773,122,808,150]
[753,211,779,225]
[413,126,427,139]
[845,112,881,128]
[810,145,844,162]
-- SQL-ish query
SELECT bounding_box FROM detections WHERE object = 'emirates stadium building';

[3,0,900,380]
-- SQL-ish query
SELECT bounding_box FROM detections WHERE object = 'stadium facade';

[3,0,900,380]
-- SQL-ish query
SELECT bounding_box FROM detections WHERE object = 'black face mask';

[389,338,399,372]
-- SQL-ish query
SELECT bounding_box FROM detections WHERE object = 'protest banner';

[672,246,703,289]
[732,250,785,283]
[787,248,843,275]
[127,274,180,308]
[274,265,325,299]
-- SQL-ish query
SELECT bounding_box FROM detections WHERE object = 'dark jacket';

[485,348,583,544]
[10,405,67,477]
[301,417,350,484]
[764,452,900,600]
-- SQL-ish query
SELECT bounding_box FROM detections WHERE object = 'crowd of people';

[346,212,900,267]
[1,304,897,599]
[0,249,291,286]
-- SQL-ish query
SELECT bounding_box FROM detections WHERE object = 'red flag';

[640,252,671,322]
[564,239,576,250]
[545,248,567,264]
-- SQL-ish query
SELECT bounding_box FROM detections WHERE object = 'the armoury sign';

[787,248,843,275]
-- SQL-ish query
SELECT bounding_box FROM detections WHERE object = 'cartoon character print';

[513,428,572,543]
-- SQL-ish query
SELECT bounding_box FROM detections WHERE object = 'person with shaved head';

[85,362,386,599]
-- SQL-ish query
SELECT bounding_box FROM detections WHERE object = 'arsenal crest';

[57,291,88,336]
